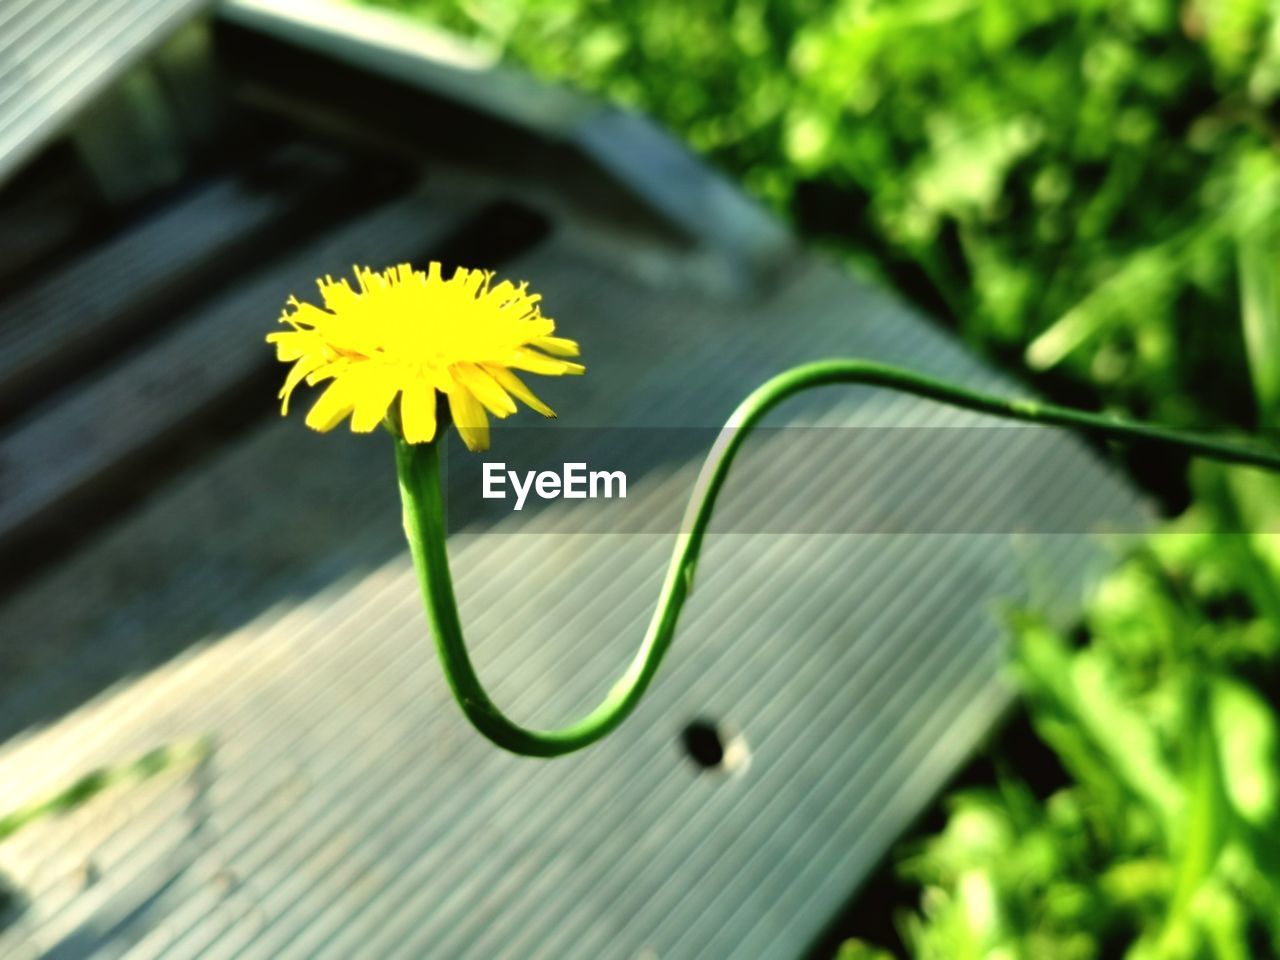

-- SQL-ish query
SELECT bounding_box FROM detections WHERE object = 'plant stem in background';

[0,737,211,842]
[1239,228,1280,431]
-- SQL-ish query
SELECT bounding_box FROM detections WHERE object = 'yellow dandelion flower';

[266,262,583,451]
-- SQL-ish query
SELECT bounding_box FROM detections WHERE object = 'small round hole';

[680,719,749,774]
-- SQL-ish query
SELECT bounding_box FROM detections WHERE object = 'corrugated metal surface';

[0,0,207,186]
[0,203,1145,957]
[0,145,350,415]
[0,184,468,549]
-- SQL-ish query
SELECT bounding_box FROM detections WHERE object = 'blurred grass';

[370,0,1280,430]
[902,506,1280,957]
[357,0,1280,955]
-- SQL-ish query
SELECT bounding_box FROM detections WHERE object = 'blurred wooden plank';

[0,0,205,186]
[0,145,352,418]
[0,188,478,555]
[0,143,106,293]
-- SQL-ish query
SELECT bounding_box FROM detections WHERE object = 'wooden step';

[0,145,356,419]
[0,186,481,561]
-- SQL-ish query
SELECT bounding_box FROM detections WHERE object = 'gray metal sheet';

[0,0,207,186]
[0,147,346,413]
[0,186,470,548]
[0,220,1145,958]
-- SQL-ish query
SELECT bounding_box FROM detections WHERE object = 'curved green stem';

[396,359,1280,757]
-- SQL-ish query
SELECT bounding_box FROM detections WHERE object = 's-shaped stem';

[395,359,1280,757]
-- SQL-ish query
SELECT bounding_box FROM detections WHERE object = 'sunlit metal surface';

[0,0,207,185]
[0,2,1147,956]
[0,212,1144,956]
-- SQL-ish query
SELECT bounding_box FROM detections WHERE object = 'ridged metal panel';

[0,185,471,548]
[0,0,206,186]
[0,220,1145,959]
[0,149,344,413]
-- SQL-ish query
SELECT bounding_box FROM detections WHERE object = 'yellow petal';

[452,363,517,417]
[508,349,585,376]
[284,301,332,330]
[279,353,327,414]
[448,386,490,452]
[400,383,438,444]
[269,263,583,452]
[318,275,357,312]
[349,368,402,433]
[520,316,556,339]
[535,335,580,357]
[305,359,347,387]
[267,329,317,362]
[482,364,555,418]
[305,378,356,433]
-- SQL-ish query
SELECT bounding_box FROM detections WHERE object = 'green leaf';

[835,940,898,960]
[1017,624,1181,839]
[1210,676,1279,830]
[1238,219,1280,429]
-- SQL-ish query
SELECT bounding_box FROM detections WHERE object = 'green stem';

[396,359,1280,758]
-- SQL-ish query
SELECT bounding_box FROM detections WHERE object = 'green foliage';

[837,391,1280,958]
[836,940,899,960]
[876,463,1280,958]
[1238,189,1280,428]
[369,0,1280,428]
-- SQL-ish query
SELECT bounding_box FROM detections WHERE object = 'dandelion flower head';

[267,263,582,451]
